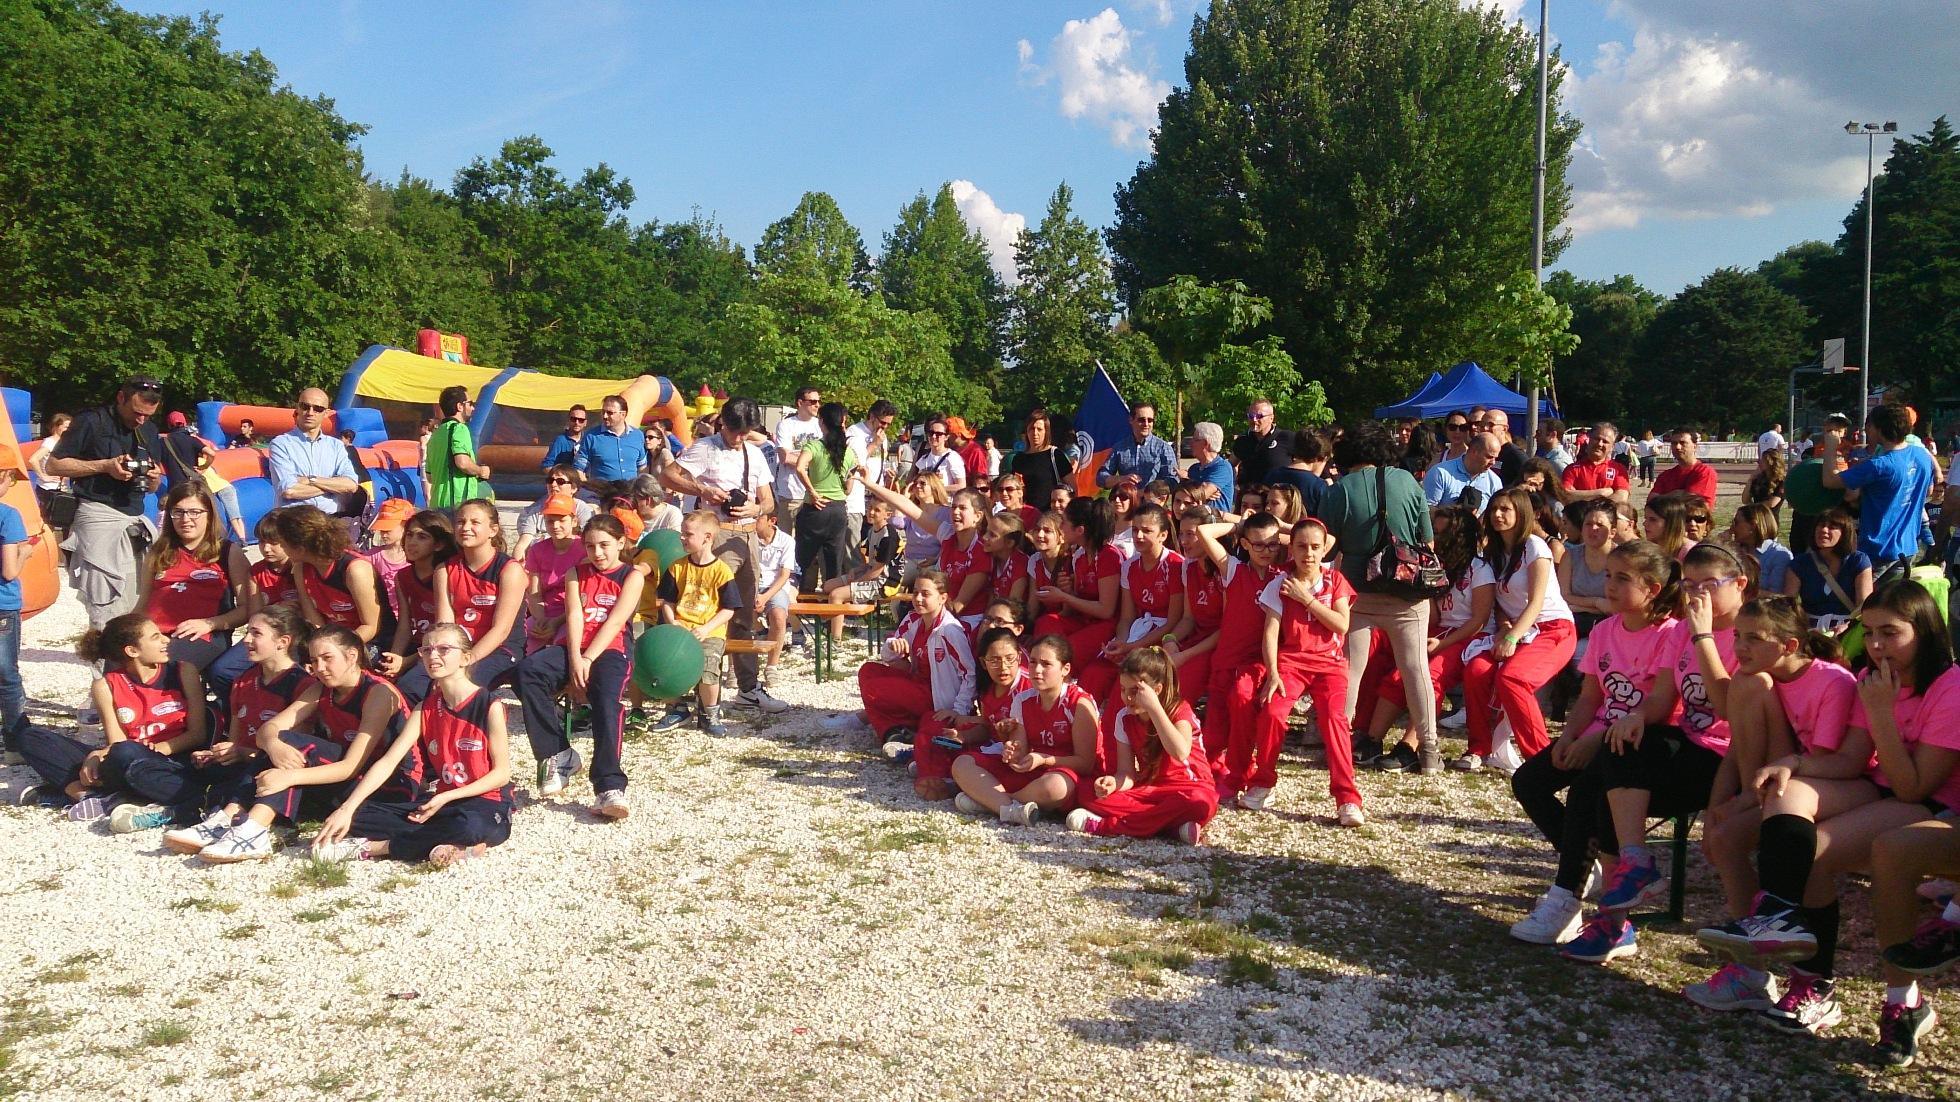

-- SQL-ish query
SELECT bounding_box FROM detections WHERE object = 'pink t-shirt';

[1657,619,1739,755]
[1851,665,1960,809]
[1773,659,1858,756]
[1579,613,1674,737]
[524,540,587,623]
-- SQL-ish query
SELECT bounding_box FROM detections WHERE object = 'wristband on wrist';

[1692,632,1714,643]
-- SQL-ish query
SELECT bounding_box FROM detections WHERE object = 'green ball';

[1786,459,1846,515]
[632,623,705,701]
[638,527,685,572]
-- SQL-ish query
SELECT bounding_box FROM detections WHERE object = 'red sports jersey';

[1183,560,1226,632]
[1032,553,1072,598]
[1214,559,1279,666]
[251,560,299,607]
[394,563,439,642]
[1113,699,1212,787]
[317,671,408,752]
[572,563,634,653]
[1257,569,1354,672]
[1011,682,1097,756]
[107,665,192,747]
[1122,550,1185,619]
[938,531,993,608]
[418,686,504,801]
[445,553,513,644]
[229,664,311,745]
[300,553,393,635]
[990,549,1030,602]
[979,669,1033,727]
[1072,544,1124,599]
[146,547,232,636]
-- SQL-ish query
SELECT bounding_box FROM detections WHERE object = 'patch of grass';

[0,995,78,1094]
[105,982,145,997]
[140,1021,191,1046]
[1107,946,1196,983]
[295,907,337,923]
[375,875,416,893]
[171,896,241,914]
[861,823,947,852]
[168,996,198,1010]
[307,1069,356,1093]
[1221,952,1278,987]
[34,951,103,985]
[24,874,61,892]
[223,923,263,939]
[293,859,350,890]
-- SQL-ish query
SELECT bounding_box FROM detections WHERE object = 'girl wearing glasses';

[139,483,253,675]
[197,625,410,863]
[952,633,1096,826]
[378,510,457,680]
[1560,542,1748,963]
[922,625,1029,803]
[313,623,515,867]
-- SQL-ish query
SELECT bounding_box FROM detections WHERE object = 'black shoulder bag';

[1360,465,1450,600]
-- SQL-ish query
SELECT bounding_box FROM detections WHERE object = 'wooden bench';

[787,598,879,682]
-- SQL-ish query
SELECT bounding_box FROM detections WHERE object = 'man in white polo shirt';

[772,385,823,535]
[845,399,896,540]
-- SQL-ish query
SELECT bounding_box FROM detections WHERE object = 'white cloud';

[1458,0,1529,22]
[1563,1,1957,234]
[1017,8,1171,150]
[948,181,1027,285]
[1126,0,1176,27]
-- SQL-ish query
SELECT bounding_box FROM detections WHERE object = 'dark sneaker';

[1884,917,1960,976]
[1595,859,1667,912]
[1872,1000,1938,1068]
[1371,743,1420,773]
[1744,898,1820,963]
[1696,916,1762,962]
[1560,914,1636,964]
[652,705,694,732]
[1764,975,1841,1035]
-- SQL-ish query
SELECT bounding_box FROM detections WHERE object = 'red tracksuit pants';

[859,661,933,739]
[1084,781,1218,838]
[1463,619,1576,758]
[1225,661,1358,805]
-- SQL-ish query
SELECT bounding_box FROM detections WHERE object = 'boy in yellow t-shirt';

[650,511,743,736]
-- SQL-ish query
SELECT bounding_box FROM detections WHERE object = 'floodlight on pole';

[1844,120,1898,435]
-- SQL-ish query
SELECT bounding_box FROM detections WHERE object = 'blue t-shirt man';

[1839,443,1937,564]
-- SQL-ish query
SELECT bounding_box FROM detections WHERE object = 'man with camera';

[661,396,789,714]
[45,376,167,628]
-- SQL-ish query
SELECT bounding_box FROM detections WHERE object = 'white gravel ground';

[1,574,1948,1100]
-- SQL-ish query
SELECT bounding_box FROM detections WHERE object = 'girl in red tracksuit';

[1193,512,1287,784]
[314,623,514,867]
[1083,504,1185,708]
[1165,507,1225,707]
[1460,486,1578,773]
[984,511,1034,611]
[1225,517,1358,821]
[924,626,1033,803]
[854,568,976,757]
[1028,510,1070,613]
[937,490,993,624]
[378,510,457,680]
[423,498,526,699]
[1068,646,1218,845]
[952,634,1098,826]
[1032,496,1121,675]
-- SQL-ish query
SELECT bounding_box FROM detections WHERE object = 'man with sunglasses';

[45,375,169,627]
[541,405,589,469]
[268,387,361,517]
[772,387,823,534]
[1231,398,1294,488]
[1098,403,1178,492]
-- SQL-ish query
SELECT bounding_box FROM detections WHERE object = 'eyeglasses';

[569,416,587,424]
[295,403,330,414]
[548,477,575,486]
[419,644,465,658]
[1134,417,1155,425]
[167,509,208,520]
[927,430,948,438]
[1248,412,1271,422]
[603,408,625,417]
[1446,423,1468,432]
[1688,515,1712,524]
[798,395,820,404]
[1682,576,1741,593]
[982,654,1020,666]
[981,616,1017,627]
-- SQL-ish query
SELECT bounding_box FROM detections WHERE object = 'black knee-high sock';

[1796,900,1841,980]
[1756,814,1818,907]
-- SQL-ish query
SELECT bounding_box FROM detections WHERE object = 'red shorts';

[959,751,1082,801]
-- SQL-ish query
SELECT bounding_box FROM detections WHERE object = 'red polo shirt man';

[1560,422,1631,503]
[1652,429,1718,509]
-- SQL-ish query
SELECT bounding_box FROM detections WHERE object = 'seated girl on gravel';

[982,509,1034,612]
[418,498,526,701]
[1161,508,1226,707]
[377,510,457,681]
[1067,647,1216,845]
[312,623,515,867]
[1508,539,1674,947]
[16,613,212,825]
[916,626,1030,803]
[1032,498,1122,691]
[833,569,975,763]
[1084,504,1184,707]
[159,603,314,850]
[950,634,1098,827]
[195,625,410,863]
[250,509,301,608]
[281,506,394,650]
[1683,595,1861,1014]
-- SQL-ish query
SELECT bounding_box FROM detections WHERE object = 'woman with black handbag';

[1321,421,1444,773]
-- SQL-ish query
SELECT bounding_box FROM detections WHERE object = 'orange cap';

[369,497,416,531]
[540,493,579,518]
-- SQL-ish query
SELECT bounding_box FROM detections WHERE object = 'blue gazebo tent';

[1374,361,1557,419]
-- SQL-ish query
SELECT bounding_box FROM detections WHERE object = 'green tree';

[625,212,753,381]
[1466,273,1579,394]
[1108,0,1580,417]
[755,192,872,292]
[366,174,512,367]
[1634,269,1812,431]
[0,0,391,409]
[1543,271,1661,425]
[880,185,1008,391]
[1006,183,1117,412]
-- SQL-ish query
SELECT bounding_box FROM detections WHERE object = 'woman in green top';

[793,402,865,591]
[1321,421,1442,773]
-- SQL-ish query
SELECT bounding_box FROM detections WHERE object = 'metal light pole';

[1526,0,1549,445]
[1844,120,1897,437]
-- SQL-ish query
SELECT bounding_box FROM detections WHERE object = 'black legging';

[795,499,852,590]
[1512,748,1616,894]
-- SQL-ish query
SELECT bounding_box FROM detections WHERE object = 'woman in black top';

[1010,408,1074,510]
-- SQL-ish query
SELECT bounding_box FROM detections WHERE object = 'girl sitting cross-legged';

[1066,647,1218,845]
[950,633,1098,827]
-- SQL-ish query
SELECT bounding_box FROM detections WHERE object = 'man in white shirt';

[910,417,966,491]
[1758,423,1787,458]
[845,399,896,539]
[661,397,788,714]
[772,385,823,534]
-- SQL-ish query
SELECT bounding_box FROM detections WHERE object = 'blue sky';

[138,0,1955,295]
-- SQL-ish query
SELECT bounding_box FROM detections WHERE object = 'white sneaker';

[1510,885,1585,945]
[1336,803,1366,828]
[200,823,277,864]
[109,802,173,834]
[953,793,984,815]
[1175,821,1205,846]
[822,712,871,732]
[731,687,790,714]
[164,811,233,854]
[998,801,1039,826]
[1439,707,1470,730]
[1064,808,1100,833]
[881,732,916,760]
[538,747,582,798]
[1238,787,1277,811]
[1485,739,1525,776]
[1446,753,1482,772]
[594,789,630,820]
[313,837,373,863]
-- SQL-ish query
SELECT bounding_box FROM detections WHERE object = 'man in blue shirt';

[1187,422,1234,508]
[575,394,648,495]
[267,388,360,517]
[1824,403,1938,583]
[1423,432,1503,511]
[541,405,588,469]
[1098,403,1179,491]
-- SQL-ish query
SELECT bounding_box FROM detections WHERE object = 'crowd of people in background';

[5,374,1960,1068]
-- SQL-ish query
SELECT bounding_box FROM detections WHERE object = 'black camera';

[725,488,749,510]
[122,455,155,478]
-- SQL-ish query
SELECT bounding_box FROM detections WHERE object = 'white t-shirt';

[1757,430,1786,457]
[773,414,822,503]
[1634,438,1659,459]
[676,435,771,523]
[1438,557,1495,632]
[912,448,965,489]
[844,420,885,515]
[757,528,797,590]
[1489,536,1574,626]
